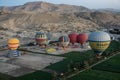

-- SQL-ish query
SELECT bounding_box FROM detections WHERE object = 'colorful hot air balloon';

[58,36,69,48]
[77,33,88,47]
[69,33,77,45]
[88,31,111,58]
[35,32,48,45]
[8,38,19,50]
[8,38,21,58]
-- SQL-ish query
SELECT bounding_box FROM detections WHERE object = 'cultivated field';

[16,71,52,80]
[68,70,120,80]
[67,41,120,80]
[46,50,95,73]
[92,53,120,73]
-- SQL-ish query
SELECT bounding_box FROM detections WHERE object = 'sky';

[0,0,120,9]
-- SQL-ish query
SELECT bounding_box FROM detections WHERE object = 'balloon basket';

[7,50,21,58]
[81,45,84,48]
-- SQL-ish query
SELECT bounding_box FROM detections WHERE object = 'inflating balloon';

[77,33,88,47]
[8,38,19,50]
[69,33,77,45]
[35,32,48,45]
[58,36,69,48]
[8,38,20,58]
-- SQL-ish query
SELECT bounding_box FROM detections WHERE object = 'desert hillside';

[0,1,120,33]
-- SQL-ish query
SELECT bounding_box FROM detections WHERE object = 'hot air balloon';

[69,33,77,45]
[35,32,48,46]
[88,31,111,58]
[58,36,69,49]
[8,38,21,58]
[77,33,88,48]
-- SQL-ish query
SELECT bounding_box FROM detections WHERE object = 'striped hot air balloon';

[58,36,69,47]
[8,38,20,58]
[88,31,111,58]
[8,38,19,50]
[35,32,48,45]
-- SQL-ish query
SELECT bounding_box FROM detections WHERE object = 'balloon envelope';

[35,32,47,45]
[59,36,69,47]
[88,31,111,54]
[69,33,77,44]
[77,33,88,45]
[8,38,19,50]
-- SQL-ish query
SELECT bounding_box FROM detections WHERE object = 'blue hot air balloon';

[58,36,69,47]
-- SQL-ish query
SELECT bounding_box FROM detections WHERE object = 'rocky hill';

[0,1,120,33]
[94,8,120,13]
[0,1,91,13]
[74,12,120,27]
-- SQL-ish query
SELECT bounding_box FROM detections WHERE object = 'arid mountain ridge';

[0,1,91,13]
[0,1,120,33]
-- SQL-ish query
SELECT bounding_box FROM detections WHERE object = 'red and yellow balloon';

[8,38,20,50]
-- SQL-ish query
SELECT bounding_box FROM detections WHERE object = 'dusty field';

[0,50,64,77]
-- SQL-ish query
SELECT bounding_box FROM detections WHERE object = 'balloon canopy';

[69,33,77,45]
[35,32,48,45]
[88,31,111,55]
[77,33,88,45]
[58,36,69,47]
[8,38,19,50]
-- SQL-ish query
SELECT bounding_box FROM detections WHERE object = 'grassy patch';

[16,71,52,80]
[0,73,14,80]
[60,50,94,61]
[47,50,95,73]
[92,53,120,73]
[46,59,70,73]
[68,70,120,80]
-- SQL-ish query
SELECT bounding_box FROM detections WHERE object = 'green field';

[92,53,120,73]
[46,50,95,73]
[68,41,120,80]
[16,71,52,80]
[60,50,94,61]
[46,41,120,73]
[0,73,14,80]
[0,71,52,80]
[68,70,120,80]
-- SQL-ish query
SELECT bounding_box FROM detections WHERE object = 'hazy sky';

[0,0,120,9]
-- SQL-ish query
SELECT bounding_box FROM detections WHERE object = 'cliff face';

[0,1,120,32]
